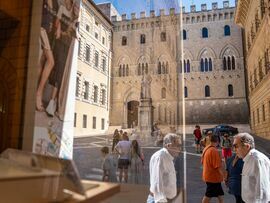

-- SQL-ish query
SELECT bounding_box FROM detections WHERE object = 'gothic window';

[161,88,166,99]
[228,84,233,97]
[138,64,141,75]
[122,64,126,76]
[184,86,188,98]
[184,60,187,73]
[162,62,166,74]
[126,65,129,76]
[145,63,148,74]
[205,58,209,72]
[200,58,204,72]
[232,56,235,70]
[228,56,231,70]
[140,34,146,44]
[158,62,161,74]
[209,58,212,71]
[122,36,127,45]
[119,65,122,77]
[224,25,230,36]
[187,60,190,73]
[223,57,227,70]
[202,27,208,38]
[142,63,145,75]
[205,85,210,97]
[161,32,166,41]
[183,30,187,40]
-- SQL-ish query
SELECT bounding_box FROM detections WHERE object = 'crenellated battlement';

[111,1,234,22]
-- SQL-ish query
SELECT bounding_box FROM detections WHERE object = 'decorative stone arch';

[157,54,170,74]
[116,55,131,77]
[122,87,140,128]
[137,54,150,75]
[219,44,240,58]
[183,49,194,61]
[0,57,18,152]
[197,47,217,60]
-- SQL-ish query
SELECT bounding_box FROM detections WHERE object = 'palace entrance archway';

[127,101,139,128]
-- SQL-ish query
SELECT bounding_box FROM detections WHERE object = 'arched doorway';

[0,82,8,152]
[127,101,139,128]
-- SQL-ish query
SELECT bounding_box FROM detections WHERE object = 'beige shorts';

[40,27,51,50]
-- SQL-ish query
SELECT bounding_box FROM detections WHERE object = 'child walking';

[101,146,117,182]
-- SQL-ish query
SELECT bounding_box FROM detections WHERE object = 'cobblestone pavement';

[73,133,270,202]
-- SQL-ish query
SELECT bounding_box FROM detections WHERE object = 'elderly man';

[233,133,270,203]
[147,133,181,203]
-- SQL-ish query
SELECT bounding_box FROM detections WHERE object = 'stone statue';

[141,74,152,99]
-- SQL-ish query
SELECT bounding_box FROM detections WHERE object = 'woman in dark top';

[225,154,245,203]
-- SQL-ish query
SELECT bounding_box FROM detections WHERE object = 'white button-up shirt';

[242,149,270,203]
[149,148,176,203]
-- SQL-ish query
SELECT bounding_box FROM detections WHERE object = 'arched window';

[209,58,212,71]
[158,62,161,74]
[232,56,235,70]
[122,36,127,45]
[202,27,208,38]
[161,88,166,99]
[228,84,233,96]
[187,60,190,73]
[224,25,231,36]
[138,64,141,75]
[119,65,122,77]
[161,32,166,41]
[162,62,166,74]
[200,58,204,72]
[183,30,187,40]
[184,60,187,73]
[122,64,126,76]
[140,34,146,44]
[228,56,231,70]
[126,65,129,76]
[205,85,210,97]
[142,63,145,74]
[205,58,209,72]
[145,63,148,74]
[223,57,227,70]
[184,86,188,98]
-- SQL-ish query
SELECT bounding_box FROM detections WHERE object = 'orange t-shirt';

[201,145,223,183]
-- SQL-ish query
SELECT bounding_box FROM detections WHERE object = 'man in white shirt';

[233,133,270,203]
[147,133,181,203]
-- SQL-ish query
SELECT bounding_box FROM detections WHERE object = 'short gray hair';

[234,133,255,149]
[163,133,180,147]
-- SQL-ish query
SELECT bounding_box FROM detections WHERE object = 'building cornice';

[234,0,251,27]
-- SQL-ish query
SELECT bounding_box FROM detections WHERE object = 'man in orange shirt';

[201,135,224,203]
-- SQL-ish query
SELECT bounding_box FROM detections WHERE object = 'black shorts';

[118,159,129,169]
[195,138,201,145]
[205,182,224,198]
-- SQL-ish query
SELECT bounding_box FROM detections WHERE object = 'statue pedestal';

[138,98,153,146]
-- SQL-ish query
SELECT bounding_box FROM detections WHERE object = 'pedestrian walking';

[233,133,270,203]
[100,146,117,182]
[225,154,244,203]
[112,129,120,152]
[147,133,181,203]
[193,125,202,153]
[221,133,232,163]
[201,135,224,203]
[114,133,131,183]
[130,139,143,184]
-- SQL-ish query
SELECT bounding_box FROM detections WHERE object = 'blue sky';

[94,0,236,17]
